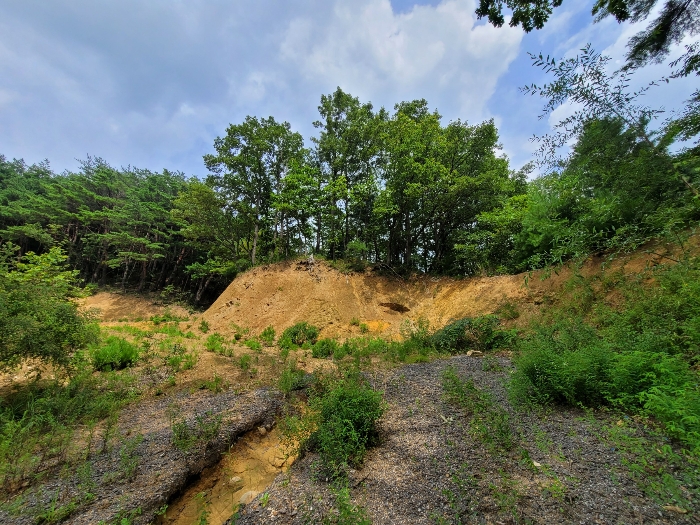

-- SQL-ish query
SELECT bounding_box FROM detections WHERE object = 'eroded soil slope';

[201,250,661,340]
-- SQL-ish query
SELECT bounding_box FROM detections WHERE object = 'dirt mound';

[201,249,665,340]
[81,292,191,322]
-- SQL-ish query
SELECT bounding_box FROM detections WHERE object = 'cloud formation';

[0,0,522,175]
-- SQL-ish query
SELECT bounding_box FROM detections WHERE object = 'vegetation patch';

[92,336,140,371]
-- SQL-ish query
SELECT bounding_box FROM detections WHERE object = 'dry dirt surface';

[201,249,669,341]
[234,356,693,525]
[0,389,280,525]
[81,292,191,323]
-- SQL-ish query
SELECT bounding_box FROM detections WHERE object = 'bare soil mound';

[201,250,664,340]
[81,292,191,322]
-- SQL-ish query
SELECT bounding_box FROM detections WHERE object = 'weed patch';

[92,337,139,371]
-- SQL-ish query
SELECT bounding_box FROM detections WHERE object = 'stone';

[258,426,267,437]
[240,491,258,505]
[466,350,484,357]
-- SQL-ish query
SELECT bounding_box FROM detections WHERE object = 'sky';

[0,0,697,177]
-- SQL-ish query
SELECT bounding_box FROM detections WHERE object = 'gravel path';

[234,356,697,524]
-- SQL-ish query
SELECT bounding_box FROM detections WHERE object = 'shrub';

[260,326,276,346]
[430,315,516,354]
[280,322,319,347]
[312,338,339,359]
[310,371,385,476]
[238,354,252,371]
[509,257,700,453]
[92,337,139,371]
[244,338,263,352]
[204,333,226,353]
[198,319,210,333]
[278,362,310,394]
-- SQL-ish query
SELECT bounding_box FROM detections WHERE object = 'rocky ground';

[234,355,696,525]
[0,388,280,525]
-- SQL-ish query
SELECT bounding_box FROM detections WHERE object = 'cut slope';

[200,251,660,340]
[201,259,520,340]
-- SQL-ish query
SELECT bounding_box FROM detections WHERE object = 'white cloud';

[280,0,522,119]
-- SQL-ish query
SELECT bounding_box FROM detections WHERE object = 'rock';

[229,476,243,488]
[466,350,483,357]
[240,491,258,505]
[663,505,687,514]
[258,426,267,437]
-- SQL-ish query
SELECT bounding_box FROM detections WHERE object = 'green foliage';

[0,367,137,489]
[323,486,371,525]
[442,367,514,453]
[312,338,339,359]
[165,343,197,372]
[150,309,187,325]
[244,338,263,352]
[204,333,228,355]
[510,258,700,452]
[238,354,252,371]
[310,370,385,476]
[0,244,98,370]
[430,315,516,354]
[92,337,140,371]
[260,325,276,346]
[278,361,309,394]
[198,319,210,333]
[170,410,223,452]
[281,322,320,347]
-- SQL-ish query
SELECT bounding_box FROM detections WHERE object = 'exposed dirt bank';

[201,247,670,341]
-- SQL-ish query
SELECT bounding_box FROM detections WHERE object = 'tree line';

[1,28,699,305]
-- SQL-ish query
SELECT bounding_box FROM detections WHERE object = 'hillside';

[200,251,657,341]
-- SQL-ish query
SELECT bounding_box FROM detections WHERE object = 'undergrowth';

[510,256,700,453]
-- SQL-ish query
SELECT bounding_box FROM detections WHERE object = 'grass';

[0,366,138,491]
[91,336,140,371]
[281,367,384,478]
[442,367,515,454]
[509,256,700,453]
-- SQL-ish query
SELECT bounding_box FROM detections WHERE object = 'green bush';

[510,258,700,452]
[280,322,319,347]
[204,333,226,353]
[92,337,140,371]
[278,362,309,394]
[312,338,339,358]
[198,319,210,333]
[310,371,385,476]
[430,315,515,354]
[244,338,263,352]
[0,245,98,371]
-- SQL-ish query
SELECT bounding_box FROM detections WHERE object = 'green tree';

[0,244,97,370]
[204,116,304,265]
[475,0,700,75]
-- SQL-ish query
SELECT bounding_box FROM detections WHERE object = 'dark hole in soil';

[379,302,410,313]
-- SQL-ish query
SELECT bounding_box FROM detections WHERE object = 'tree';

[0,244,97,371]
[475,0,700,76]
[204,116,304,265]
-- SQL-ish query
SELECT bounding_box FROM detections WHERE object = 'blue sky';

[0,0,697,177]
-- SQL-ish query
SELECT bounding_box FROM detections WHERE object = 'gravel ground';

[234,356,697,525]
[0,388,280,525]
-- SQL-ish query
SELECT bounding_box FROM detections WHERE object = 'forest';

[1,47,698,306]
